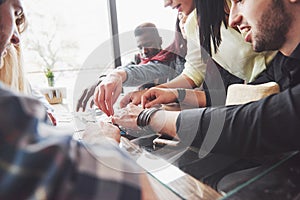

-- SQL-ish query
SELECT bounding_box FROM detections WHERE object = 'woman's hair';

[159,16,187,63]
[165,17,188,59]
[0,45,27,93]
[0,9,28,93]
[195,0,227,57]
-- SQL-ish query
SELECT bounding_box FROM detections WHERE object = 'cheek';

[0,22,14,46]
[184,0,195,12]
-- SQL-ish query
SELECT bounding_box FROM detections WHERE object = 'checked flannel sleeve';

[0,86,142,199]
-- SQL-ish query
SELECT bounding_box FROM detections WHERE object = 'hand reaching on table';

[76,81,99,112]
[142,88,178,108]
[94,72,125,116]
[112,103,144,131]
[142,88,207,108]
[119,90,147,108]
[82,122,121,143]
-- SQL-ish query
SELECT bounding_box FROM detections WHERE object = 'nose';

[228,5,243,28]
[10,30,20,45]
[141,47,149,55]
[140,47,151,58]
[164,0,172,7]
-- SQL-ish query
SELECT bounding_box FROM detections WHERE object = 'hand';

[81,122,121,143]
[76,81,98,112]
[119,90,147,108]
[141,88,178,108]
[112,103,144,131]
[93,73,123,116]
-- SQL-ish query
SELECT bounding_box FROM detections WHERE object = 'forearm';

[109,69,127,83]
[122,62,173,86]
[177,85,300,156]
[157,74,197,89]
[182,89,207,107]
[149,110,180,138]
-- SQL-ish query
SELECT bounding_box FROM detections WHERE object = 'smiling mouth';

[239,25,251,33]
[239,26,253,43]
[243,30,252,43]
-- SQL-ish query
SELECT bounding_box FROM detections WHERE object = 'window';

[23,0,110,106]
[22,0,178,107]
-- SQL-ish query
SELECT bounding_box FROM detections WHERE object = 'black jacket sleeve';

[176,84,300,157]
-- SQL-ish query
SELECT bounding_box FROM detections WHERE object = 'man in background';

[77,21,186,114]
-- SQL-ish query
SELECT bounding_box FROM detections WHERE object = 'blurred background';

[22,0,178,107]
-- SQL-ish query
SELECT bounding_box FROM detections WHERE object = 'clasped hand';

[112,103,144,130]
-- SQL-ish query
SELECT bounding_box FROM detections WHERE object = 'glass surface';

[124,130,300,199]
[21,1,299,199]
[221,151,300,199]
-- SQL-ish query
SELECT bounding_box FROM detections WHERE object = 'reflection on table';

[120,137,222,200]
[52,104,300,199]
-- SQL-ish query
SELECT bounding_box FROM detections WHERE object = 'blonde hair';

[0,8,28,93]
[0,45,28,93]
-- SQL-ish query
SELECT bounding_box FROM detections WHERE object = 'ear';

[159,37,163,46]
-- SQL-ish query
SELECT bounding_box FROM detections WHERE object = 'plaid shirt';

[0,86,142,199]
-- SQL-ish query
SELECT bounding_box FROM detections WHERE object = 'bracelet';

[176,88,186,103]
[137,108,161,132]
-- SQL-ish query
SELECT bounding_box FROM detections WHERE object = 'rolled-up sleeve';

[122,62,175,86]
[182,9,206,87]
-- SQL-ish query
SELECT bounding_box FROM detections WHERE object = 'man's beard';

[253,0,292,52]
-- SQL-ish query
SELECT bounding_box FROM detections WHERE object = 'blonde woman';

[0,8,54,122]
[0,0,27,93]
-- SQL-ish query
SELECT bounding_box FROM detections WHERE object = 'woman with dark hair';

[196,0,227,57]
[138,0,277,109]
[112,0,300,193]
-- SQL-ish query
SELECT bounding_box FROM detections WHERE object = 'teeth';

[239,26,251,34]
[242,28,249,33]
[240,28,252,42]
